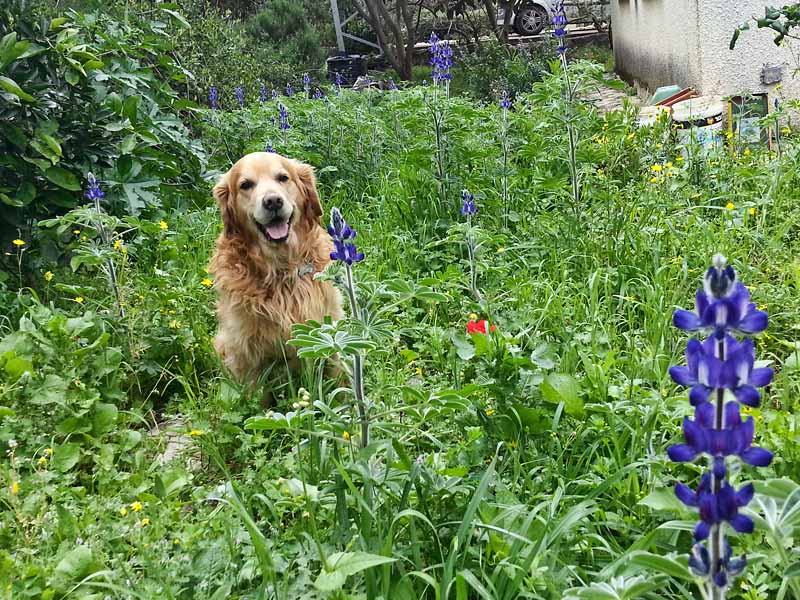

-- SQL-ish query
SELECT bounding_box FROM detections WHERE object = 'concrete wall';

[612,0,800,102]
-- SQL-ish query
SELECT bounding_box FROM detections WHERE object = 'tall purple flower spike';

[668,254,772,594]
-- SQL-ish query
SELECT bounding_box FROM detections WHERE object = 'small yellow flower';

[173,538,181,545]
[75,296,84,304]
[159,220,168,231]
[508,440,518,449]
[10,481,19,495]
[169,319,179,329]
[44,271,54,282]
[201,278,213,288]
[414,367,423,377]
[626,132,635,141]
[726,202,735,211]
[342,431,351,442]
[113,239,123,251]
[45,448,53,456]
[649,177,659,184]
[141,518,151,527]
[188,429,205,437]
[12,238,26,247]
[748,207,756,216]
[469,313,478,321]
[485,408,495,416]
[781,126,791,135]
[496,247,506,253]
[676,156,684,162]
[38,456,47,466]
[119,507,128,516]
[651,165,662,172]
[81,235,87,242]
[664,162,673,168]
[596,168,604,176]
[73,230,80,235]
[725,131,734,140]
[743,148,751,156]
[130,501,143,512]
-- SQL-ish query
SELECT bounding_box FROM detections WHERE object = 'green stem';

[345,264,368,447]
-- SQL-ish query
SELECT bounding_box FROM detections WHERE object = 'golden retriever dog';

[208,152,342,383]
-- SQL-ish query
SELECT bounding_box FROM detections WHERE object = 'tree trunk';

[355,0,418,81]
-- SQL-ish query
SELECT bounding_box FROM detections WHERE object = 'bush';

[0,4,205,246]
[451,40,547,101]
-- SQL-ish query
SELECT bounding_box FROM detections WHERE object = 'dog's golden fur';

[208,152,342,382]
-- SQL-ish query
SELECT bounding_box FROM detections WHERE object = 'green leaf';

[44,166,80,190]
[5,356,32,381]
[452,334,475,360]
[244,411,303,431]
[785,561,800,578]
[314,552,397,592]
[92,402,118,436]
[50,545,100,592]
[0,75,35,102]
[0,406,16,419]
[52,443,82,472]
[627,551,692,581]
[638,488,686,512]
[541,373,584,417]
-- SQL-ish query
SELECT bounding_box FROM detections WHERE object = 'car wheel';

[514,5,548,36]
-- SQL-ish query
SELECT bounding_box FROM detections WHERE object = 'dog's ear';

[213,170,239,237]
[293,161,322,224]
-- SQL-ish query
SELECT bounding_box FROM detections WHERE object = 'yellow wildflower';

[130,501,143,512]
[45,448,53,456]
[12,239,25,247]
[676,156,684,162]
[508,440,518,449]
[10,482,19,495]
[75,297,84,304]
[469,313,478,320]
[188,429,205,437]
[342,431,351,442]
[159,220,168,231]
[743,148,751,156]
[113,239,123,251]
[44,271,54,282]
[726,131,733,140]
[201,278,213,288]
[169,319,179,329]
[120,507,128,516]
[486,408,495,416]
[626,132,635,141]
[141,518,151,527]
[781,126,791,135]
[73,230,80,235]
[649,177,659,184]
[414,367,423,377]
[726,202,735,211]
[496,247,506,253]
[38,456,47,466]
[651,165,662,172]
[748,207,756,216]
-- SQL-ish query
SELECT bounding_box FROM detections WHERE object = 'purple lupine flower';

[277,103,290,130]
[303,73,311,93]
[461,189,477,216]
[334,71,344,86]
[328,207,363,265]
[667,254,772,593]
[259,84,268,104]
[234,86,245,108]
[552,2,568,54]
[428,32,453,83]
[265,143,275,153]
[313,88,323,100]
[209,85,219,110]
[85,173,104,201]
[500,90,513,110]
[285,83,294,97]
[272,89,279,100]
[387,79,397,90]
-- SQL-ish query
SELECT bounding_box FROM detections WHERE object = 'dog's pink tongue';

[267,221,289,239]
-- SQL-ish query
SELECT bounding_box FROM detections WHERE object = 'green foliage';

[451,40,547,100]
[0,5,205,245]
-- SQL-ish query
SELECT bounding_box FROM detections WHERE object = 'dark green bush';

[0,5,205,246]
[451,40,546,101]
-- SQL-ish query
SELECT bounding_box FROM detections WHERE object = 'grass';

[2,58,800,600]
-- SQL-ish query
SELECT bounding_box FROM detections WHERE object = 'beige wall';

[612,0,800,102]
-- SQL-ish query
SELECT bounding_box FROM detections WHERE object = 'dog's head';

[213,152,322,247]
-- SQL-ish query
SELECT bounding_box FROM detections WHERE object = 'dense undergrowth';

[3,6,800,600]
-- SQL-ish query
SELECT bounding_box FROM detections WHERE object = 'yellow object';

[131,501,143,512]
[726,202,735,211]
[342,431,351,442]
[159,220,168,230]
[12,239,24,247]
[44,271,54,282]
[75,297,84,304]
[201,278,213,287]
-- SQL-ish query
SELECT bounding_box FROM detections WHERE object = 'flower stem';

[709,337,726,600]
[559,52,581,215]
[344,264,368,447]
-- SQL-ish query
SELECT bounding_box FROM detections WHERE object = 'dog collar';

[297,263,316,278]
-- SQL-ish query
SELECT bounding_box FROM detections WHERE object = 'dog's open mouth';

[256,212,293,243]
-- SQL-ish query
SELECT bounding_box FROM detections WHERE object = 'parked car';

[499,1,610,36]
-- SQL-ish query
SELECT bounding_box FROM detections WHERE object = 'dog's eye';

[277,173,289,183]
[240,180,254,190]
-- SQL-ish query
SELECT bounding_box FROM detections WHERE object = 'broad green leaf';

[638,488,686,512]
[92,402,118,436]
[5,356,32,381]
[627,551,692,581]
[314,552,397,592]
[0,406,16,419]
[50,545,100,592]
[541,373,584,417]
[0,75,35,102]
[44,166,80,190]
[52,443,82,472]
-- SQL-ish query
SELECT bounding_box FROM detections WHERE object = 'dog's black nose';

[263,195,283,211]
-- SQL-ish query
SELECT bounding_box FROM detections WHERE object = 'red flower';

[466,319,497,334]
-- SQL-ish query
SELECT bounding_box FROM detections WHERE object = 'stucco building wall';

[611,0,800,102]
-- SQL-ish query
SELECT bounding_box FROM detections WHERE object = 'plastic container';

[649,85,683,105]
[326,55,367,86]
[672,96,727,151]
